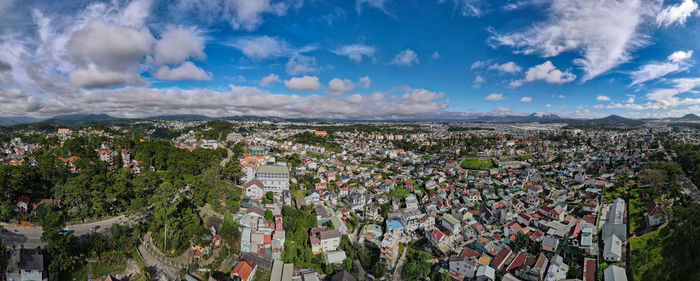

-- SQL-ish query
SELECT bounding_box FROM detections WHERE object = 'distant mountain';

[150,114,213,121]
[673,113,700,121]
[567,114,644,127]
[44,114,119,125]
[470,113,563,123]
[0,116,42,126]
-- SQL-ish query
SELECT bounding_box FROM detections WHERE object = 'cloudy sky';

[1,0,700,119]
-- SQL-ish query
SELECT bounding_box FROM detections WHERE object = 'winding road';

[0,214,140,248]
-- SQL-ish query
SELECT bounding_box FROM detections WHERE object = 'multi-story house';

[256,164,290,194]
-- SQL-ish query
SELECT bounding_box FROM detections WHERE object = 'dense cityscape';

[2,0,700,280]
[1,116,699,281]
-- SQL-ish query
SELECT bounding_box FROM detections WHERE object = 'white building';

[256,164,290,193]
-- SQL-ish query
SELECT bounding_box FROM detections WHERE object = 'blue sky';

[0,0,699,119]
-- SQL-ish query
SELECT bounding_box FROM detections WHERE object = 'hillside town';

[1,118,700,281]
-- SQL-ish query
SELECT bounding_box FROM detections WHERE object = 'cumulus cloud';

[69,64,146,89]
[67,18,155,69]
[332,44,376,63]
[284,76,321,91]
[431,51,440,59]
[152,25,205,65]
[400,88,445,104]
[520,96,532,102]
[509,61,576,87]
[669,50,694,62]
[154,61,212,81]
[328,78,357,94]
[596,95,611,101]
[488,61,522,73]
[259,73,281,87]
[0,85,448,119]
[546,103,552,108]
[285,55,319,75]
[489,0,662,81]
[484,93,505,101]
[391,49,419,66]
[327,76,372,94]
[629,50,693,85]
[656,0,698,27]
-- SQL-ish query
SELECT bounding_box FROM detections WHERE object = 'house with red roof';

[231,259,257,281]
[491,248,513,272]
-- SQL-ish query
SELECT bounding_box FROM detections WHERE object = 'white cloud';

[520,96,532,102]
[154,61,212,81]
[669,50,694,62]
[488,61,522,73]
[594,102,647,110]
[358,76,371,88]
[645,77,700,109]
[327,76,372,94]
[560,105,568,110]
[656,0,698,27]
[546,103,552,108]
[69,64,145,89]
[509,61,576,87]
[489,0,662,81]
[492,107,513,115]
[391,49,419,66]
[259,73,281,87]
[230,36,290,60]
[0,85,449,119]
[67,18,155,68]
[152,25,205,65]
[629,50,693,85]
[332,44,376,63]
[447,0,483,17]
[470,59,492,70]
[400,88,445,104]
[285,55,319,75]
[431,51,440,59]
[328,78,357,94]
[484,93,505,101]
[284,76,321,91]
[224,0,287,31]
[355,0,393,16]
[472,75,485,88]
[626,95,636,103]
[596,95,611,101]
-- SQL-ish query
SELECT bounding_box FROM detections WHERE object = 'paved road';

[1,214,139,248]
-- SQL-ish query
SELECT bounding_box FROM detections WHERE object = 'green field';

[630,229,666,281]
[628,189,647,234]
[461,159,494,169]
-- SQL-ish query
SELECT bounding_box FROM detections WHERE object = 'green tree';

[401,249,432,281]
[513,231,530,251]
[265,209,274,222]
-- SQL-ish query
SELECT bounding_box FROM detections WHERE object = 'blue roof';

[387,220,403,230]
